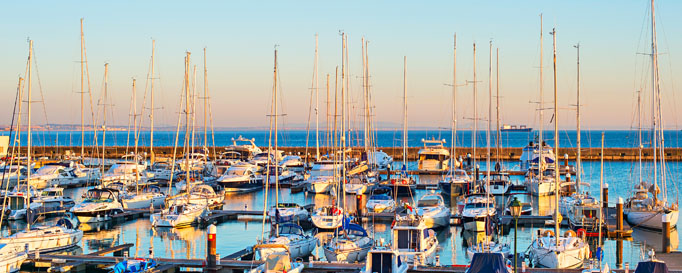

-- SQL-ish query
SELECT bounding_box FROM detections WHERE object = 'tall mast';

[575,43,582,193]
[362,37,368,160]
[101,63,109,177]
[638,89,642,184]
[402,56,407,169]
[26,40,34,231]
[191,65,197,158]
[150,40,156,163]
[274,49,280,205]
[472,43,477,171]
[551,27,560,243]
[496,48,501,167]
[650,0,660,199]
[486,40,492,246]
[203,48,208,148]
[184,52,191,194]
[133,78,140,185]
[315,35,320,160]
[539,14,544,182]
[451,34,457,171]
[80,19,85,158]
[326,74,330,152]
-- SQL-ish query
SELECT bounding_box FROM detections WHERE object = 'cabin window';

[421,154,446,161]
[397,230,420,250]
[371,253,393,273]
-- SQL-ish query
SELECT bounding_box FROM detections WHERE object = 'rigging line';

[0,77,23,228]
[30,48,52,148]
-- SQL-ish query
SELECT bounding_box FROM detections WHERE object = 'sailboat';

[0,40,83,254]
[323,222,373,263]
[258,49,316,261]
[624,0,679,231]
[249,244,304,273]
[529,27,589,269]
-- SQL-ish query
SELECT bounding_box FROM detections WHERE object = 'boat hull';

[625,209,679,231]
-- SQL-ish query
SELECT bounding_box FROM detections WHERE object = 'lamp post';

[510,196,522,273]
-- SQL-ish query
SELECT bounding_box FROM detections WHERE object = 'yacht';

[0,244,27,273]
[280,155,305,173]
[416,193,450,228]
[461,194,497,232]
[391,214,438,265]
[257,223,317,260]
[0,165,29,189]
[169,184,224,207]
[30,164,100,188]
[101,161,147,187]
[362,241,408,273]
[624,182,679,231]
[369,151,393,170]
[145,161,182,182]
[120,185,166,210]
[0,218,83,254]
[25,187,75,222]
[305,160,340,194]
[323,223,373,263]
[70,188,124,223]
[150,202,207,228]
[251,151,284,167]
[311,205,344,230]
[249,244,304,273]
[529,229,589,268]
[482,173,511,195]
[266,165,300,186]
[366,186,396,213]
[217,162,263,193]
[525,164,557,196]
[417,138,450,173]
[268,203,309,225]
[438,169,472,196]
[5,185,39,221]
[226,136,262,161]
[519,140,556,172]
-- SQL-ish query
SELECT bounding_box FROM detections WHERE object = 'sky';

[1,0,681,131]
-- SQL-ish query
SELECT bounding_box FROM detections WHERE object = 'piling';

[602,183,609,209]
[563,153,569,168]
[662,214,671,253]
[617,197,623,237]
[616,239,623,268]
[475,166,480,182]
[207,224,218,273]
[356,195,363,223]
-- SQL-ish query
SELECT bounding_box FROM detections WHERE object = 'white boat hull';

[0,229,83,254]
[312,215,343,230]
[122,195,166,209]
[323,237,372,263]
[529,180,555,196]
[258,237,317,260]
[0,251,26,273]
[150,208,205,228]
[306,181,332,193]
[625,209,679,230]
[345,184,369,195]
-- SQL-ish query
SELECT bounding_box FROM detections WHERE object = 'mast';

[184,52,191,196]
[362,37,368,161]
[575,43,582,193]
[203,48,208,148]
[551,27,560,244]
[472,43,477,172]
[598,132,604,254]
[274,49,280,206]
[451,34,457,171]
[486,40,492,247]
[326,74,330,153]
[496,48,501,167]
[315,35,320,161]
[26,40,34,231]
[150,40,156,163]
[638,89,642,185]
[102,63,109,177]
[132,78,140,189]
[539,14,545,182]
[402,56,407,170]
[80,19,85,157]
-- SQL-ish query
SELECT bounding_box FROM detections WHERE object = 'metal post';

[514,216,518,273]
[616,197,623,237]
[207,224,217,272]
[663,214,671,253]
[602,183,609,209]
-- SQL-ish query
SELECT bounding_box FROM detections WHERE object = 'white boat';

[101,161,147,187]
[266,165,299,185]
[370,151,393,170]
[0,165,29,189]
[345,173,377,195]
[26,187,76,222]
[525,165,557,196]
[169,184,224,207]
[465,240,510,260]
[120,185,166,209]
[305,160,340,194]
[217,162,263,193]
[624,183,679,230]
[70,188,124,223]
[362,241,408,273]
[416,193,450,228]
[461,194,497,232]
[365,187,396,213]
[0,218,83,254]
[482,173,511,195]
[226,136,262,161]
[251,151,284,167]
[391,214,438,265]
[311,205,344,230]
[30,164,100,188]
[438,169,472,197]
[519,140,556,172]
[268,203,309,225]
[249,244,304,273]
[144,161,181,182]
[257,224,317,260]
[5,185,39,221]
[323,223,373,263]
[0,244,27,273]
[279,155,305,173]
[529,229,589,269]
[150,202,207,228]
[562,194,605,232]
[176,152,212,172]
[417,138,450,173]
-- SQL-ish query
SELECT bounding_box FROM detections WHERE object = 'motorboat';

[251,151,284,167]
[311,205,344,230]
[70,188,124,223]
[279,155,305,173]
[5,185,39,221]
[268,203,309,225]
[144,161,182,182]
[266,165,300,186]
[226,136,262,161]
[417,138,450,173]
[101,161,148,187]
[176,151,212,172]
[323,223,373,263]
[112,258,157,273]
[0,165,29,189]
[0,243,27,273]
[345,173,377,195]
[217,162,263,193]
[249,244,304,273]
[465,252,512,273]
[30,163,100,188]
[369,151,393,170]
[416,193,450,228]
[169,184,224,208]
[0,218,83,253]
[524,164,557,196]
[120,185,166,210]
[362,241,408,273]
[461,194,497,232]
[483,173,511,195]
[305,160,339,194]
[215,151,245,167]
[257,224,317,260]
[529,229,589,268]
[366,186,396,213]
[563,194,605,232]
[391,214,438,265]
[519,140,555,172]
[624,181,679,231]
[150,202,207,228]
[438,169,472,197]
[26,187,76,222]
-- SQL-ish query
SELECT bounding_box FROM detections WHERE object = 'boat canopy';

[635,261,669,273]
[341,223,368,237]
[467,252,508,273]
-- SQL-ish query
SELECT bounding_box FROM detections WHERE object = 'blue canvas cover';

[635,261,669,273]
[466,252,508,273]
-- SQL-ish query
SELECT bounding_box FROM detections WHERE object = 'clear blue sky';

[1,0,680,130]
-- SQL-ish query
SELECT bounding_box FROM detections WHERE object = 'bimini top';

[341,223,368,237]
[635,261,669,273]
[467,252,508,273]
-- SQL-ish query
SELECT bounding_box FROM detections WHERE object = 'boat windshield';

[278,225,304,236]
[370,195,392,201]
[465,203,489,209]
[420,154,447,161]
[417,198,440,207]
[41,190,61,197]
[86,190,115,202]
[227,168,248,176]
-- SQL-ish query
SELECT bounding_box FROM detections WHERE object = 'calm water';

[3,159,680,270]
[3,129,682,148]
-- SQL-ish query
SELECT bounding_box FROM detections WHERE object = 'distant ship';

[500,124,532,132]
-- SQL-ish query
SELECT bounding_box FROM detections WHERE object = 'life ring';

[576,228,586,238]
[543,230,555,237]
[564,230,576,238]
